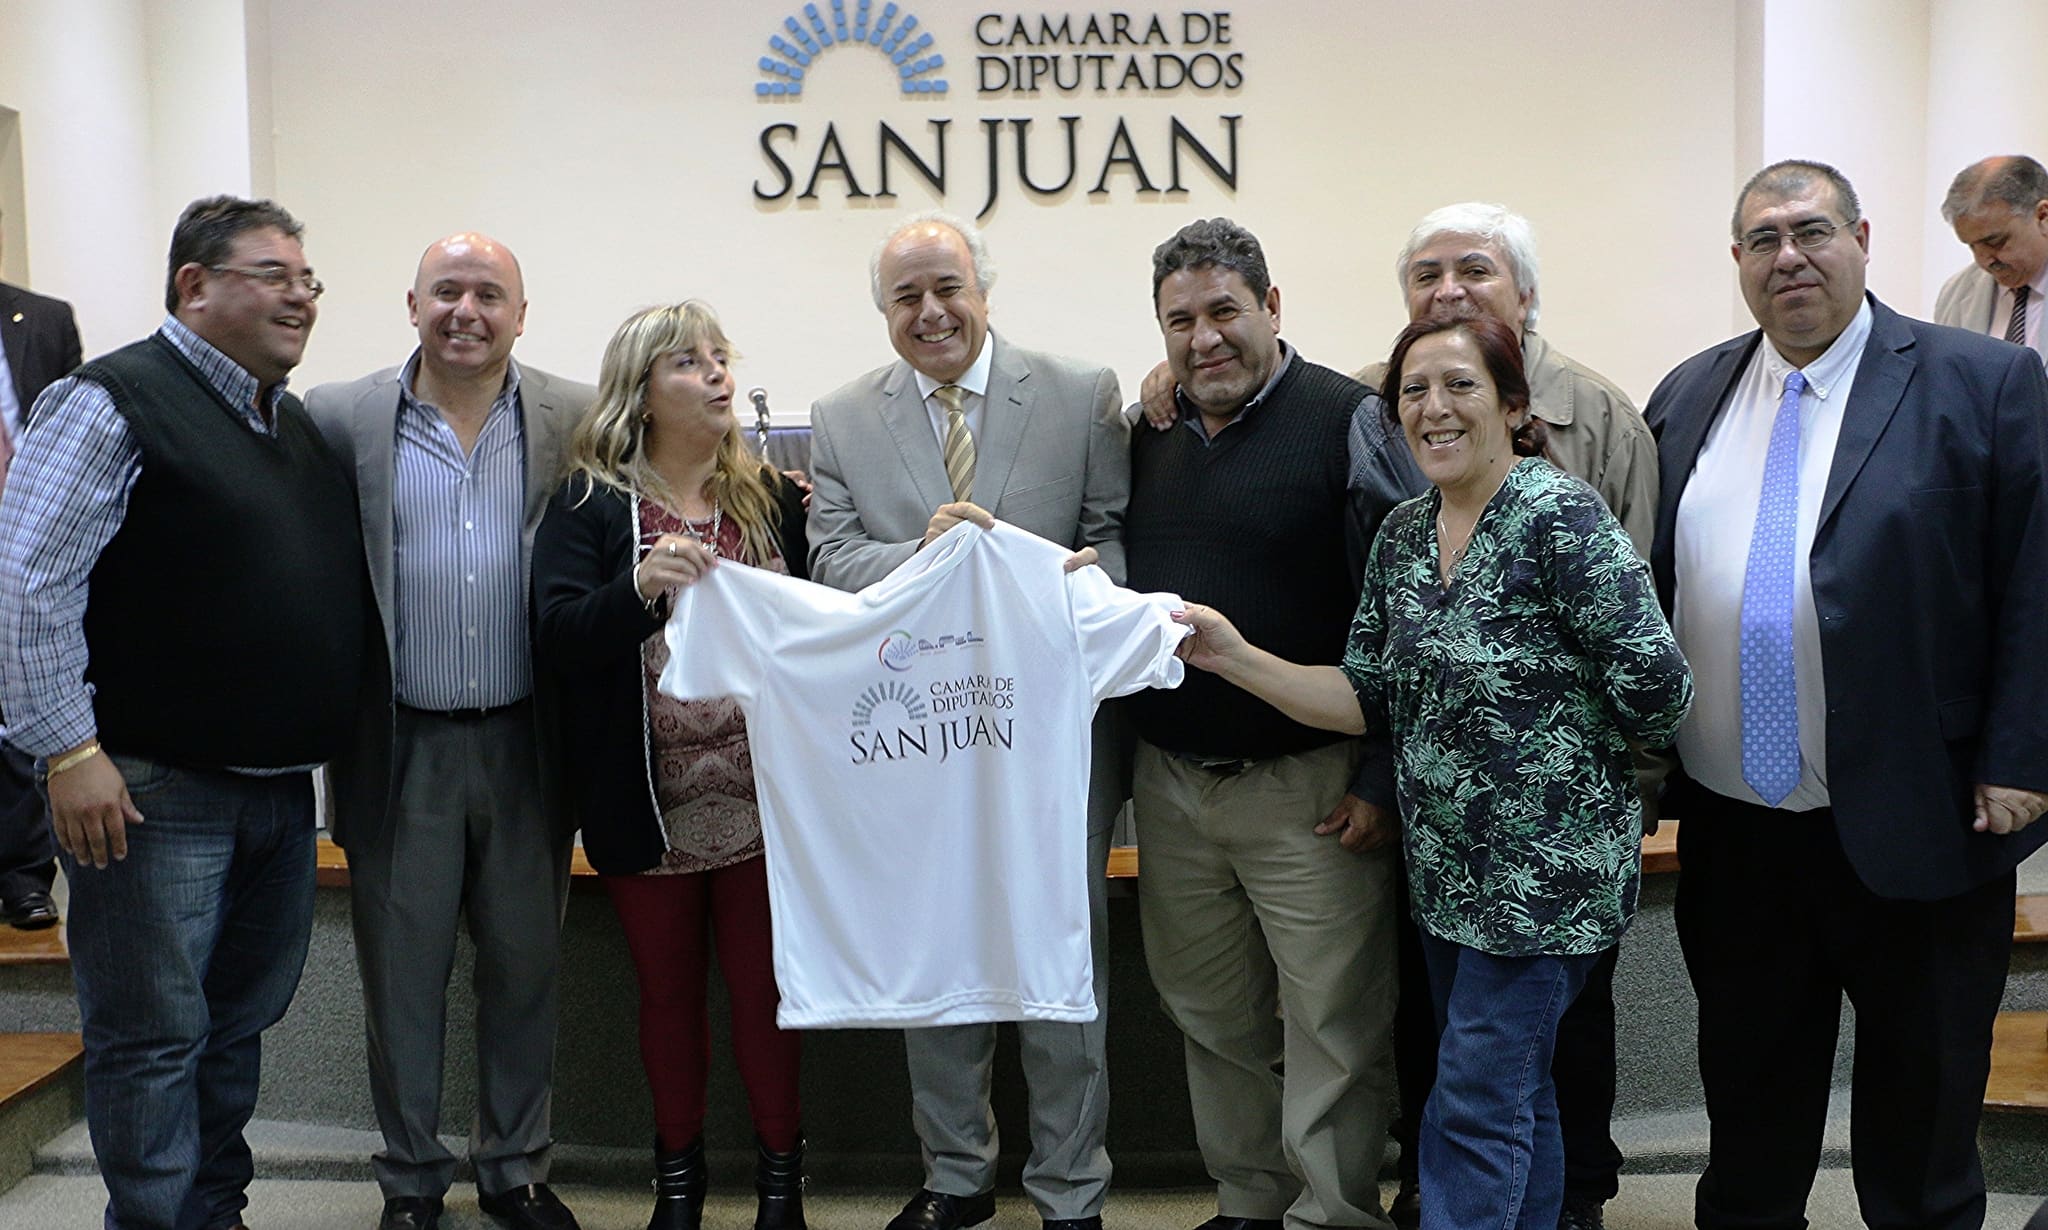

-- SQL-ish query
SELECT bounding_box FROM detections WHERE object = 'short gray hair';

[1393,202,1542,331]
[869,210,997,310]
[1942,155,2048,225]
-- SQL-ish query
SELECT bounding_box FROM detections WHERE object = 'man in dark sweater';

[1123,218,1423,1230]
[0,196,367,1230]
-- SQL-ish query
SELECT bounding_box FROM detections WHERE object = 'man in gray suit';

[1935,155,2048,366]
[807,211,1129,1230]
[306,233,593,1230]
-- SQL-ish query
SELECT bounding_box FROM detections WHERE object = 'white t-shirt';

[659,520,1187,1028]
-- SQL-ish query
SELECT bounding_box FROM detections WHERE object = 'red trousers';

[604,856,802,1152]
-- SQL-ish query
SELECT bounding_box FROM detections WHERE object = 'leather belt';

[1173,752,1260,777]
[397,701,523,723]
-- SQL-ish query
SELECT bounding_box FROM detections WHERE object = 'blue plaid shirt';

[0,317,294,759]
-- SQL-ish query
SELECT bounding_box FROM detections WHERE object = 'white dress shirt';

[913,333,993,448]
[1673,299,1873,811]
[1991,264,2048,351]
[0,339,19,449]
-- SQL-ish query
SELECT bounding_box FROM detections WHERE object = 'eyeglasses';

[1737,220,1851,257]
[208,264,325,300]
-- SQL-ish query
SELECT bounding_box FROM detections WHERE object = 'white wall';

[0,0,161,353]
[1758,0,1931,319]
[141,0,256,230]
[1,1,2025,406]
[1921,0,2048,309]
[260,0,1739,409]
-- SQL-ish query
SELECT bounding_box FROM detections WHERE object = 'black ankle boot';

[754,1136,806,1230]
[650,1138,707,1230]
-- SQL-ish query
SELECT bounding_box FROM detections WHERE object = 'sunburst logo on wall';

[757,0,949,96]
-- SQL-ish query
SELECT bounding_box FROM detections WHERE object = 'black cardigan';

[532,470,808,875]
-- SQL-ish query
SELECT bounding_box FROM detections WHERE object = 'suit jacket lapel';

[1659,338,1753,527]
[519,368,567,532]
[0,286,29,410]
[974,335,1029,508]
[1817,298,1914,536]
[879,361,954,511]
[354,374,401,661]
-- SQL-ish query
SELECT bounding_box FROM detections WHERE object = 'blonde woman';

[533,302,806,1230]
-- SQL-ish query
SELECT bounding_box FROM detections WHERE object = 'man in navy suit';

[0,220,82,930]
[1646,159,2048,1230]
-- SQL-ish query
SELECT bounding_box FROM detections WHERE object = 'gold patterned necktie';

[935,383,975,502]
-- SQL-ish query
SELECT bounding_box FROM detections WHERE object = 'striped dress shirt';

[0,317,293,758]
[391,356,530,710]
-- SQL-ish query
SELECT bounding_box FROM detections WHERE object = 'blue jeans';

[1417,933,1601,1230]
[55,756,316,1230]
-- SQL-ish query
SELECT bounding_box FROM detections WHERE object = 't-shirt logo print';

[851,680,928,727]
[878,629,919,671]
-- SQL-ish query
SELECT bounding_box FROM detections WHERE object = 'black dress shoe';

[1,890,58,930]
[884,1188,995,1230]
[1191,1217,1282,1230]
[478,1183,580,1230]
[1043,1219,1103,1230]
[378,1195,443,1230]
[1556,1197,1605,1230]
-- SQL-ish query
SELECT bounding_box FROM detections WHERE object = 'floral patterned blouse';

[637,500,787,876]
[1342,458,1693,956]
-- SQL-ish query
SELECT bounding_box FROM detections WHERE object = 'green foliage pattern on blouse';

[1343,458,1693,956]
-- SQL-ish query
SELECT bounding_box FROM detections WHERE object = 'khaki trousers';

[1133,739,1398,1230]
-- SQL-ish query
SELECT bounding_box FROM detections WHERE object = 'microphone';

[748,387,772,452]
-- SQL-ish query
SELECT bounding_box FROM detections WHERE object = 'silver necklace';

[683,498,723,557]
[1436,509,1472,576]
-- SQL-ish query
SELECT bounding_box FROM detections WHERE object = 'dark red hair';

[1379,314,1547,458]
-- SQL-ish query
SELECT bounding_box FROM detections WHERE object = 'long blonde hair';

[567,301,783,566]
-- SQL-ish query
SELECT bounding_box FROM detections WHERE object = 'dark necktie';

[2007,284,2031,346]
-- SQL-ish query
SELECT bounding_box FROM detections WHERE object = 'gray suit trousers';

[349,703,572,1198]
[906,713,1124,1217]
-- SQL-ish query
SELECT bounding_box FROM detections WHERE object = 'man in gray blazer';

[306,234,593,1230]
[808,211,1129,1230]
[1934,155,2048,366]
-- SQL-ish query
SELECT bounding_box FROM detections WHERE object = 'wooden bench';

[315,824,1680,886]
[1986,1011,2048,1115]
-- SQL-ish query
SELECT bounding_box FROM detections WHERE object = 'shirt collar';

[1177,340,1296,441]
[398,350,523,412]
[913,333,994,403]
[159,314,281,415]
[2018,263,2048,302]
[1759,297,1873,400]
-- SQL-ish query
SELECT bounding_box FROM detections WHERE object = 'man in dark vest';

[0,195,367,1230]
[1121,217,1422,1230]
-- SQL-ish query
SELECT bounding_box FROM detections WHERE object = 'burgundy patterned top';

[636,498,787,875]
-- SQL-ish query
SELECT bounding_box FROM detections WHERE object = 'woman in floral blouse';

[1173,314,1691,1230]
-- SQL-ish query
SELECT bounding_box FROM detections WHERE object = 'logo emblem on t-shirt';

[878,630,919,671]
[849,672,1017,765]
[877,627,988,671]
[851,680,929,727]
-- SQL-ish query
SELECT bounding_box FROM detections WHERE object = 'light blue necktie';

[1740,369,1806,806]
